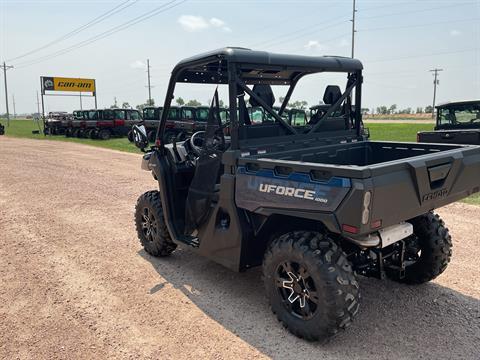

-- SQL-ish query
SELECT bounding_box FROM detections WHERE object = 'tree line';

[112,98,434,115]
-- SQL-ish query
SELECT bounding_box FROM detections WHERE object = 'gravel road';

[0,137,479,360]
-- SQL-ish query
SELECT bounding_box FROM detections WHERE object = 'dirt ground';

[0,137,479,360]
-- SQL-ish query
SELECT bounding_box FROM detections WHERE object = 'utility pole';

[114,96,118,107]
[79,92,83,110]
[430,68,443,118]
[36,91,41,115]
[35,91,42,132]
[12,94,16,119]
[146,59,152,105]
[1,61,14,126]
[351,0,357,58]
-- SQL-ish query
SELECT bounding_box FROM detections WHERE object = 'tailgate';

[367,146,480,231]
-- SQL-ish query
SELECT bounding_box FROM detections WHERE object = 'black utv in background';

[131,48,480,342]
[418,100,480,145]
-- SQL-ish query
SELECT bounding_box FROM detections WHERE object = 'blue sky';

[1,0,479,114]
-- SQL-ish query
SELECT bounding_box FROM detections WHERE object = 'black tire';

[163,131,175,144]
[135,191,177,257]
[127,130,134,142]
[88,129,97,139]
[391,212,452,284]
[98,129,111,140]
[263,231,359,341]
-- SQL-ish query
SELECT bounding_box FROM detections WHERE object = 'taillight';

[342,224,359,234]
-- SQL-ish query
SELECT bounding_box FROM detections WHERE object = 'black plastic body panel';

[418,129,480,145]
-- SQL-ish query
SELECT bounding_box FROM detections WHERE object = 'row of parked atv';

[44,105,324,143]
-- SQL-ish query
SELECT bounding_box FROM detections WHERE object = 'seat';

[312,85,346,132]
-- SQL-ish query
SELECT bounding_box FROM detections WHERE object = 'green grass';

[4,119,479,205]
[367,123,433,142]
[3,119,140,153]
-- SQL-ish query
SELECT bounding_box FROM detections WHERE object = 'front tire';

[263,231,359,341]
[135,191,177,257]
[391,212,452,284]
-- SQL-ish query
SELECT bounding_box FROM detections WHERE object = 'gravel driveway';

[0,137,479,359]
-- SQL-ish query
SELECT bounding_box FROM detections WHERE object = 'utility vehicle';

[132,48,480,342]
[418,100,480,145]
[67,108,142,140]
[44,111,70,135]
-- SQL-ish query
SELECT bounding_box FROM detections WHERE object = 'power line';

[359,17,480,32]
[250,18,349,49]
[0,62,13,126]
[7,0,138,62]
[13,0,187,69]
[358,2,473,20]
[367,47,480,63]
[430,68,443,118]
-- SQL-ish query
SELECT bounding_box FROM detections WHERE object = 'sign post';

[40,76,97,135]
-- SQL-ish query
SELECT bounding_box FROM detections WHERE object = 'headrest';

[323,85,342,105]
[249,84,275,108]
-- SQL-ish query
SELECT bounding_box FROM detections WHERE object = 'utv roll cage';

[156,47,364,148]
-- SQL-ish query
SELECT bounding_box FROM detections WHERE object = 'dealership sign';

[41,76,95,93]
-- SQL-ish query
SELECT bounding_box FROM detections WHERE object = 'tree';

[136,99,155,111]
[175,97,185,106]
[388,104,397,114]
[398,107,412,114]
[416,107,423,114]
[289,100,308,109]
[376,106,388,115]
[361,108,370,115]
[122,102,131,109]
[186,99,202,106]
[425,105,433,113]
[277,97,309,109]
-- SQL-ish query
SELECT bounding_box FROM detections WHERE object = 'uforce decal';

[422,188,448,202]
[258,183,328,203]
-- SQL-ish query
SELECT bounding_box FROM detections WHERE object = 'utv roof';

[436,100,480,108]
[173,47,363,85]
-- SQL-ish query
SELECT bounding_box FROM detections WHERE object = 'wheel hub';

[282,271,310,308]
[141,208,157,240]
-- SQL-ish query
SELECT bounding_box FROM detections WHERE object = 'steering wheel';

[189,131,224,156]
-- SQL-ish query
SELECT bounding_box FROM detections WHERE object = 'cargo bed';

[236,140,480,236]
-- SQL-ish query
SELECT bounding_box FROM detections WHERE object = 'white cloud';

[130,60,146,69]
[450,29,461,37]
[304,40,326,51]
[178,15,231,32]
[209,17,225,27]
[178,15,210,32]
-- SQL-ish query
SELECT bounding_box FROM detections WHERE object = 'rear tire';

[263,231,359,341]
[390,211,452,284]
[127,130,134,142]
[135,191,177,257]
[98,129,111,140]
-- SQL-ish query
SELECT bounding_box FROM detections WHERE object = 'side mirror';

[132,125,149,151]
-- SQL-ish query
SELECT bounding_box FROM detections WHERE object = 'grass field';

[2,119,139,153]
[3,119,479,205]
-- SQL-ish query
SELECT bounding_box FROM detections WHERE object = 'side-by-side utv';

[418,100,480,145]
[131,48,480,342]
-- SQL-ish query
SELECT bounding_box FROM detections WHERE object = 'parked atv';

[418,100,480,145]
[132,48,480,342]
